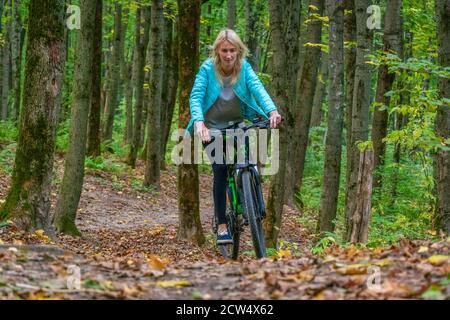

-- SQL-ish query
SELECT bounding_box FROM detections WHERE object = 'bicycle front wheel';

[241,170,266,258]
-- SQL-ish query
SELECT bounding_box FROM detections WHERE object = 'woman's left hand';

[269,110,282,129]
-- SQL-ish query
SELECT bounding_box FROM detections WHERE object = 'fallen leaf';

[427,255,449,266]
[156,280,192,288]
[418,246,429,253]
[335,264,368,275]
[147,255,170,270]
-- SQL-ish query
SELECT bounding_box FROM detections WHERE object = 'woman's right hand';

[195,121,210,143]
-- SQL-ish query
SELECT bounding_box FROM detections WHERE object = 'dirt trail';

[0,160,449,300]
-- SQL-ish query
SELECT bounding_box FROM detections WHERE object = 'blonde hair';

[210,29,249,86]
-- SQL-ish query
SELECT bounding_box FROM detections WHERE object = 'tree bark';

[127,5,151,168]
[54,0,96,236]
[1,0,11,121]
[264,0,301,249]
[349,149,374,243]
[371,0,402,188]
[434,0,450,233]
[102,3,122,142]
[311,52,329,127]
[344,0,356,203]
[11,0,22,122]
[245,0,264,70]
[227,0,236,30]
[317,0,344,234]
[144,0,164,188]
[160,9,178,170]
[86,0,103,158]
[0,0,65,235]
[345,0,374,242]
[285,0,324,206]
[177,0,205,245]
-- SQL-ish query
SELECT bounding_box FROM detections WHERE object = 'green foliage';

[311,232,340,255]
[85,156,125,173]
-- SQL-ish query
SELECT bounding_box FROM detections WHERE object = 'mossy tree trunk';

[371,0,402,188]
[0,0,65,235]
[285,0,324,206]
[264,0,301,249]
[177,0,205,245]
[87,0,103,158]
[54,0,96,236]
[144,0,164,188]
[127,5,151,168]
[345,0,374,242]
[102,3,122,142]
[434,0,450,233]
[317,0,344,234]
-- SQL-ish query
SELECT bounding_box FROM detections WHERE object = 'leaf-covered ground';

[0,159,449,300]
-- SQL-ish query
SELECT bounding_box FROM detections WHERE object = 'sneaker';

[217,229,233,245]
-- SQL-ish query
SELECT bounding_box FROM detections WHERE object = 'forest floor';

[0,157,449,300]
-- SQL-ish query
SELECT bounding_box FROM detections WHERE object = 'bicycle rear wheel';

[241,170,266,258]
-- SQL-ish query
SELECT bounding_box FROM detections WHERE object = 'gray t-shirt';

[204,76,244,129]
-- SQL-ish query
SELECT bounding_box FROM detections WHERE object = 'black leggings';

[203,137,230,226]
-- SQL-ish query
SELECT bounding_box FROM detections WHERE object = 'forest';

[0,0,449,300]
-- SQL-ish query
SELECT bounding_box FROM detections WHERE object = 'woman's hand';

[195,121,211,143]
[269,110,282,129]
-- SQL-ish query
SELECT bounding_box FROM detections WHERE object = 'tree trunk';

[86,0,103,158]
[311,52,329,127]
[127,5,151,168]
[102,3,122,142]
[177,0,205,245]
[227,0,236,30]
[54,0,96,236]
[144,0,164,188]
[285,0,324,206]
[1,0,11,121]
[371,0,402,188]
[317,0,344,234]
[344,0,356,203]
[160,9,178,170]
[11,0,22,122]
[0,0,65,235]
[434,0,450,233]
[345,0,374,242]
[349,149,374,243]
[264,0,301,249]
[245,0,264,70]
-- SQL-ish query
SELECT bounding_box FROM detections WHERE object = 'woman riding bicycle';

[187,29,281,245]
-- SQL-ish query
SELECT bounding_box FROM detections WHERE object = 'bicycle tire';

[241,170,266,258]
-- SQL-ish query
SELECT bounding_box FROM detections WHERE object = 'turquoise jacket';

[186,58,278,133]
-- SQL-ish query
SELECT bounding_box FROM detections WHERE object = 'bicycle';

[210,119,271,260]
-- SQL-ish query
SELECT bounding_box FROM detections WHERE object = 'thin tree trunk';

[285,0,324,206]
[144,0,164,188]
[11,0,22,122]
[344,0,356,204]
[227,0,236,30]
[311,52,329,127]
[317,0,344,234]
[177,0,204,245]
[345,0,374,242]
[1,0,11,121]
[434,0,450,233]
[349,149,374,243]
[102,3,122,141]
[86,0,103,158]
[160,9,177,170]
[127,5,151,168]
[54,0,96,236]
[371,0,402,188]
[264,0,301,249]
[0,0,65,235]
